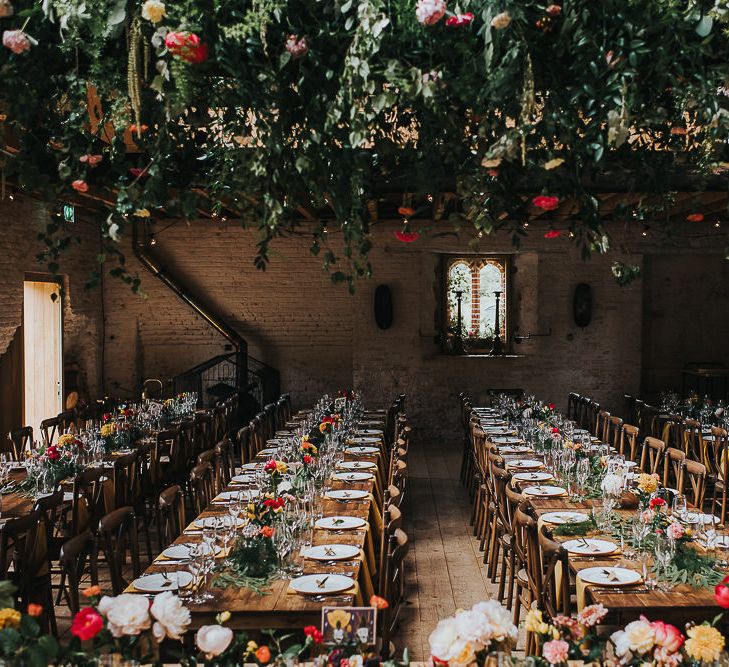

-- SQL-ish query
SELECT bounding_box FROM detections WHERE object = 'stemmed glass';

[272,520,291,577]
[576,458,590,499]
[654,536,675,591]
[671,494,687,520]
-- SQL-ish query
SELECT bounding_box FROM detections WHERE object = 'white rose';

[196,625,234,659]
[490,11,511,29]
[349,656,363,667]
[141,0,166,23]
[471,600,517,643]
[454,610,492,644]
[428,617,459,661]
[601,473,623,496]
[101,594,152,637]
[624,620,656,655]
[150,591,191,642]
[415,0,446,25]
[611,630,631,658]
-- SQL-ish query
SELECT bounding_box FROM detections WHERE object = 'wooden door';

[23,281,63,434]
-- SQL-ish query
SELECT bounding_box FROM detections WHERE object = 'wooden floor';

[393,441,500,661]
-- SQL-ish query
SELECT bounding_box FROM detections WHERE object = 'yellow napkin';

[576,571,589,611]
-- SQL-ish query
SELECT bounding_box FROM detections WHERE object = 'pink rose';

[2,29,31,54]
[415,0,446,25]
[666,522,684,540]
[445,12,473,26]
[71,179,89,193]
[80,154,103,167]
[165,31,208,63]
[650,620,684,653]
[577,603,608,628]
[284,34,308,59]
[542,639,569,665]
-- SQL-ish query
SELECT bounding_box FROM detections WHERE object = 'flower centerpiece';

[428,600,518,666]
[525,604,608,665]
[608,616,686,666]
[264,459,289,492]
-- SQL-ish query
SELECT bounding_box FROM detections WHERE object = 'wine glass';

[654,536,675,591]
[671,494,687,520]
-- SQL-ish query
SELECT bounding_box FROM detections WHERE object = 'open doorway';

[23,279,63,435]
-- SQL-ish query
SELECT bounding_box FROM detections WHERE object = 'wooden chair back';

[72,468,110,536]
[8,426,33,461]
[40,416,60,447]
[190,463,214,515]
[607,415,623,451]
[679,459,707,509]
[567,393,581,422]
[639,437,666,475]
[215,437,235,489]
[379,528,409,659]
[537,527,571,617]
[596,410,611,443]
[158,485,186,546]
[59,530,97,615]
[663,447,686,489]
[112,451,138,510]
[98,507,140,595]
[620,424,639,461]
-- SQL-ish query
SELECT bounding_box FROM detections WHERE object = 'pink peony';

[284,34,308,59]
[415,0,446,25]
[552,615,585,641]
[666,522,684,540]
[445,12,473,26]
[2,29,30,54]
[542,639,569,665]
[651,620,684,654]
[577,604,608,628]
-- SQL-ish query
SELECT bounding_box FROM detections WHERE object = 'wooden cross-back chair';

[459,394,473,484]
[158,485,186,547]
[567,392,581,422]
[8,426,33,461]
[40,416,60,447]
[482,451,504,565]
[587,402,601,437]
[71,468,111,537]
[623,394,637,426]
[377,503,402,596]
[678,459,707,510]
[515,506,540,655]
[236,425,252,464]
[499,484,524,614]
[537,526,571,618]
[59,530,98,615]
[639,404,660,439]
[98,507,141,595]
[683,419,704,463]
[709,428,729,525]
[663,447,686,490]
[379,528,409,660]
[488,466,512,582]
[215,437,235,489]
[639,437,666,475]
[607,415,623,451]
[193,412,214,459]
[619,424,640,461]
[595,410,611,443]
[190,462,214,515]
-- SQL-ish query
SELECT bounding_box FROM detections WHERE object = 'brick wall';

[0,196,104,416]
[100,219,729,440]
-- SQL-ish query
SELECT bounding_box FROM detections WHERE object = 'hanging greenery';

[1,0,729,290]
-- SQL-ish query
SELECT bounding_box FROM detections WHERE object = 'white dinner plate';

[354,429,383,436]
[349,437,381,445]
[682,512,719,525]
[562,538,618,556]
[194,516,245,529]
[289,573,355,595]
[333,472,374,482]
[303,544,360,561]
[315,516,367,531]
[492,437,523,444]
[257,448,278,457]
[214,490,259,502]
[326,489,369,501]
[485,427,514,435]
[231,474,255,484]
[345,446,379,455]
[337,461,377,471]
[499,446,533,455]
[162,542,219,559]
[578,567,641,587]
[513,471,553,483]
[133,571,193,592]
[522,485,567,497]
[239,463,261,471]
[508,459,544,469]
[541,511,589,525]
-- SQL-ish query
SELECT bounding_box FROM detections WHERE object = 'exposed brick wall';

[0,196,104,408]
[100,219,729,440]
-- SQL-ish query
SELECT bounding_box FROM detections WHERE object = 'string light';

[426,193,433,202]
[715,221,721,228]
[322,224,328,234]
[149,233,157,246]
[8,193,14,200]
[478,230,483,238]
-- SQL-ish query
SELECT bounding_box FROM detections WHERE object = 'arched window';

[445,256,509,349]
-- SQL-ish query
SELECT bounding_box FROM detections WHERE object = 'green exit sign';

[63,204,75,223]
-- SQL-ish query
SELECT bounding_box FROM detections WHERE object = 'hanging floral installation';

[1,0,729,290]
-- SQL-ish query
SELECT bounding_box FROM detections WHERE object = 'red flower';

[445,12,474,26]
[79,154,103,167]
[543,229,562,239]
[649,497,666,509]
[650,620,684,653]
[71,179,89,193]
[259,526,274,538]
[370,594,389,610]
[264,460,277,473]
[551,427,559,434]
[545,4,562,16]
[533,195,559,211]
[394,230,420,243]
[71,607,104,641]
[165,31,209,64]
[263,497,285,510]
[285,35,308,59]
[46,446,60,461]
[128,167,147,179]
[27,604,43,617]
[397,206,415,217]
[304,625,323,644]
[303,454,313,465]
[715,575,729,609]
[548,403,555,410]
[686,213,704,222]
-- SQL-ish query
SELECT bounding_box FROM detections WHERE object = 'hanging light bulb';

[149,233,157,246]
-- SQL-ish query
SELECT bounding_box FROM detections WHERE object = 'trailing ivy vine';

[1,0,729,290]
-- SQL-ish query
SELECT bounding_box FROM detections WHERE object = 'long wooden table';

[128,422,385,630]
[475,410,728,630]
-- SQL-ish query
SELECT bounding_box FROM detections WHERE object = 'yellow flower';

[0,608,21,629]
[637,473,658,494]
[141,0,166,23]
[216,611,231,624]
[275,460,288,474]
[319,423,327,434]
[490,11,511,29]
[685,625,725,662]
[544,158,565,170]
[134,208,151,218]
[524,609,551,635]
[100,423,116,438]
[58,434,75,447]
[246,640,258,654]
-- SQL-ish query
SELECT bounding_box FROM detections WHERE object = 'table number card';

[322,606,377,646]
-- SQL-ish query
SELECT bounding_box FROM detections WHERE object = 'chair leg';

[505,551,516,610]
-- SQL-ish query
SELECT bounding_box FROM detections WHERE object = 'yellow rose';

[58,434,75,447]
[134,208,151,218]
[275,461,288,474]
[246,640,258,653]
[319,423,327,434]
[637,473,658,494]
[0,608,21,629]
[100,423,116,438]
[141,0,166,23]
[544,158,565,171]
[490,11,511,29]
[216,611,231,624]
[685,625,725,663]
[524,609,550,635]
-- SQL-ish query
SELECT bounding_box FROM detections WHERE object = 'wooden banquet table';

[474,409,729,631]
[126,423,385,630]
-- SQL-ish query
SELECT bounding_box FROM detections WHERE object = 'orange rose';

[370,595,389,610]
[259,526,274,538]
[81,585,101,598]
[256,646,272,663]
[27,604,43,617]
